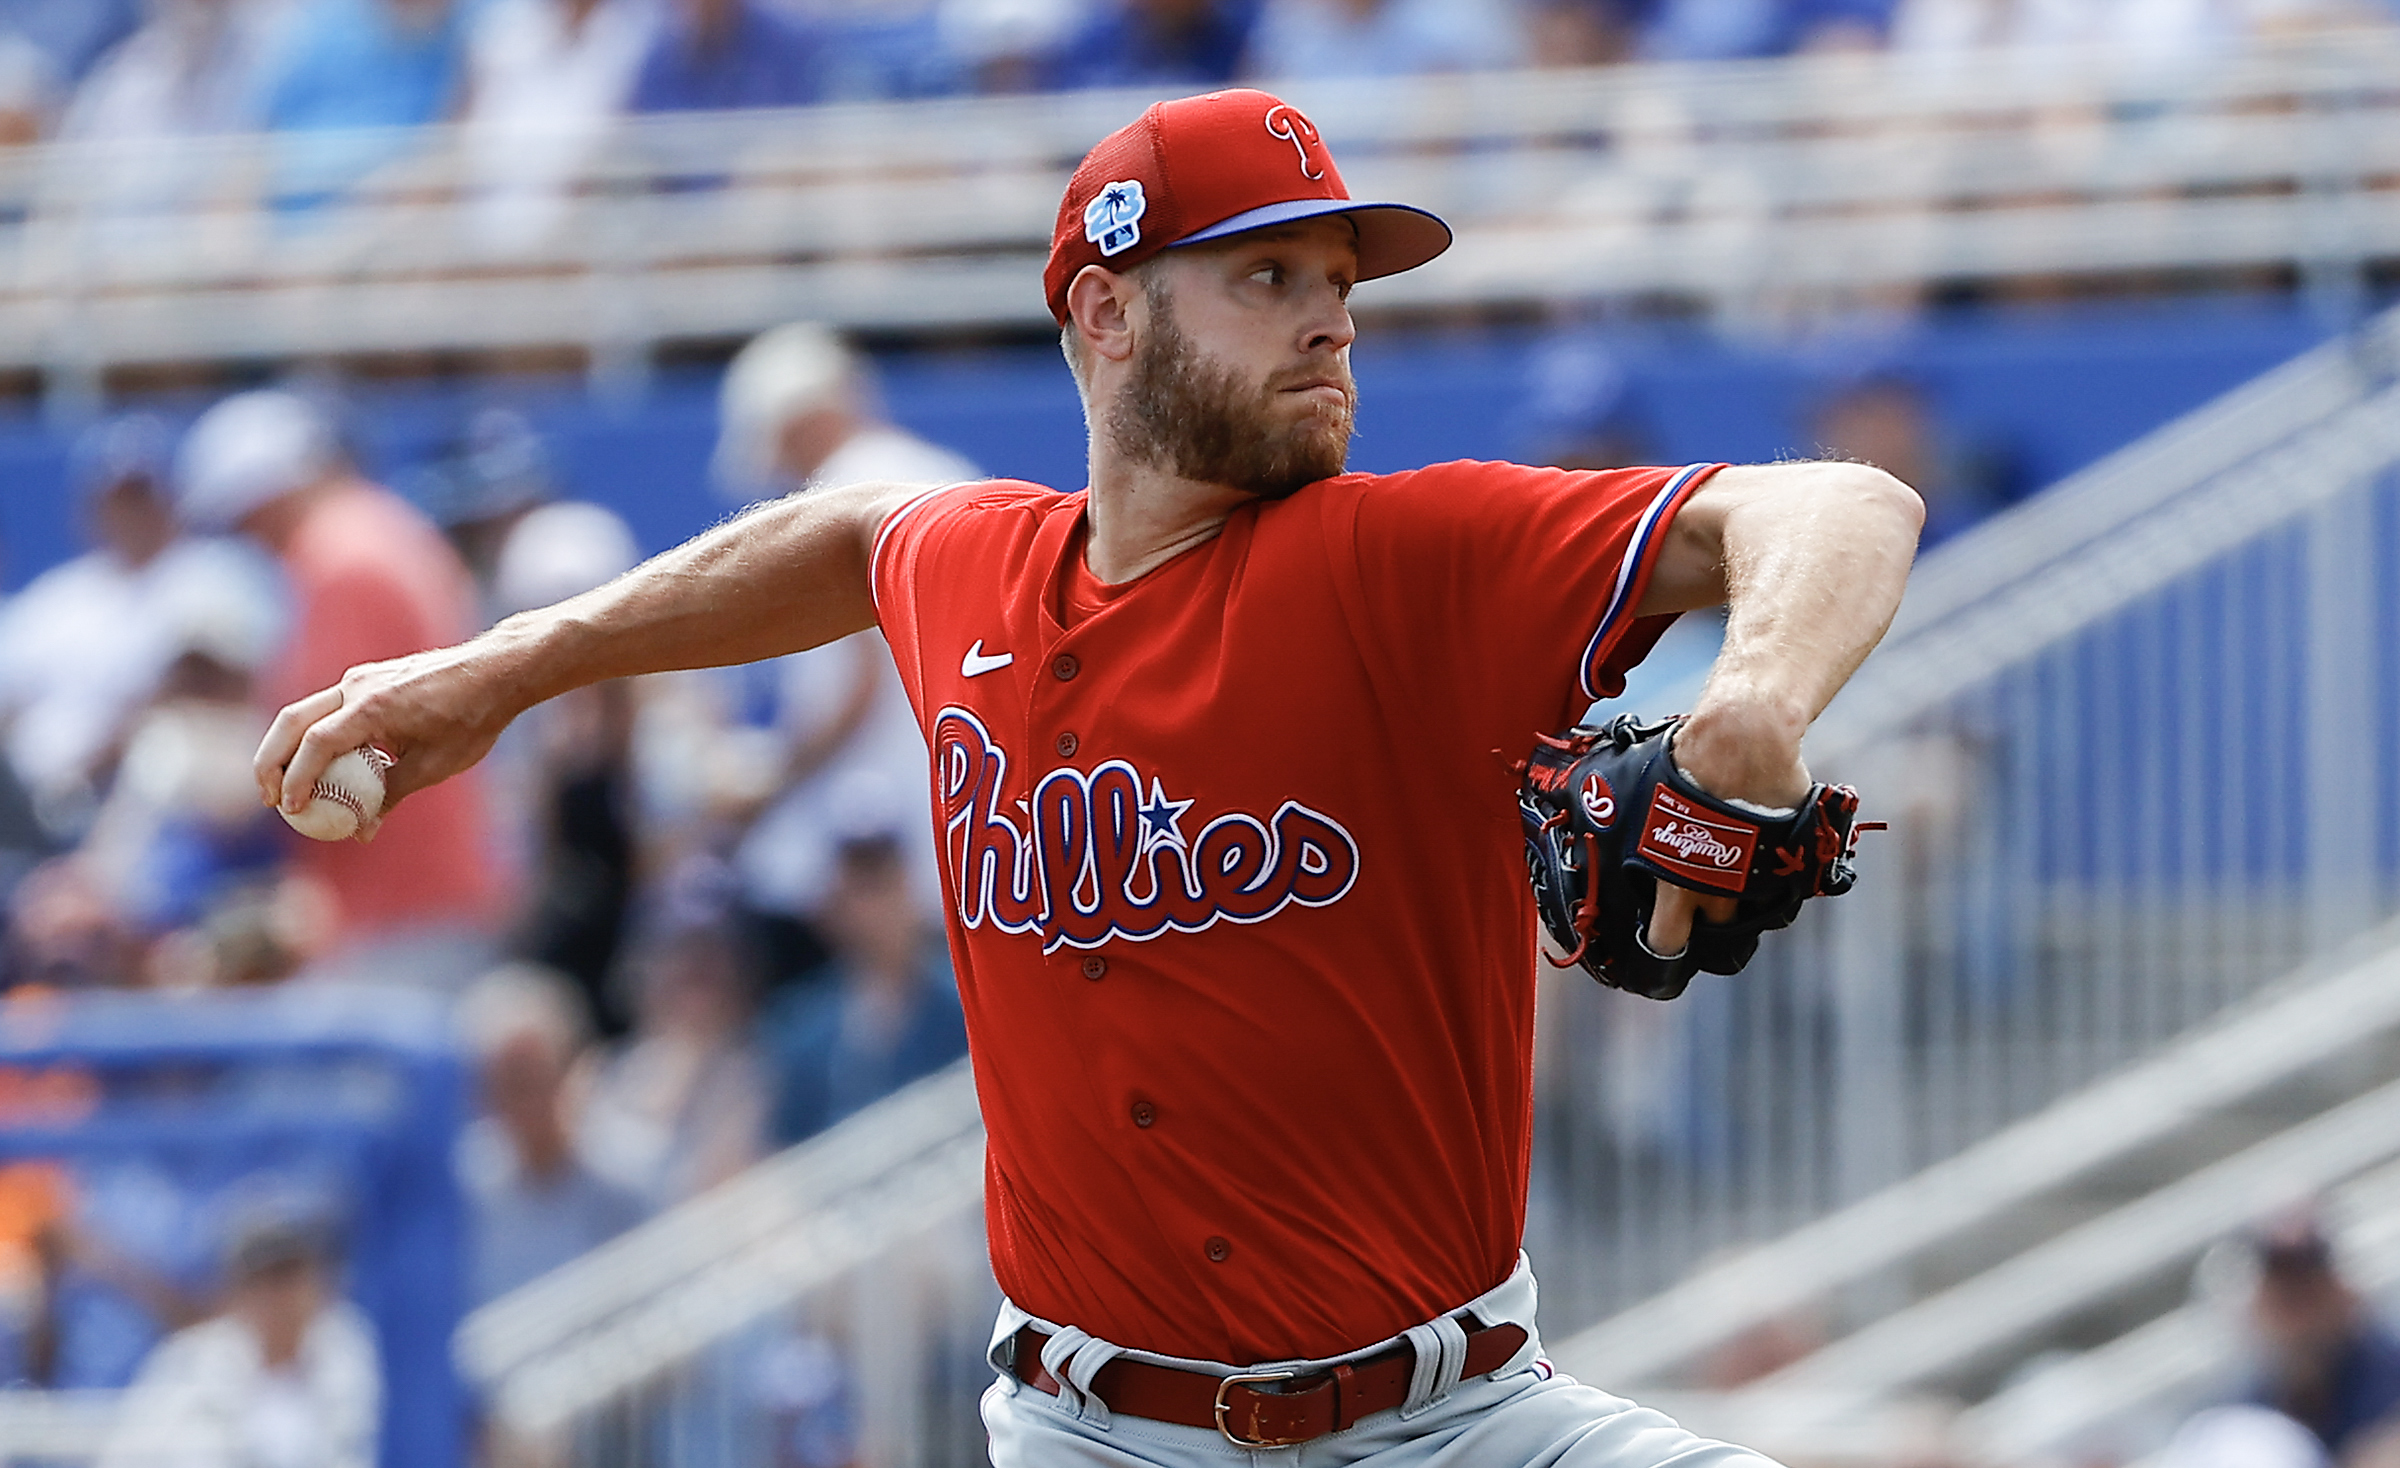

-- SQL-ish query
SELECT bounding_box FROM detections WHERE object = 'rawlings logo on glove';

[1516,714,1881,1001]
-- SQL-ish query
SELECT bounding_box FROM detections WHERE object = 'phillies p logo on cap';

[1263,104,1325,180]
[1044,89,1454,326]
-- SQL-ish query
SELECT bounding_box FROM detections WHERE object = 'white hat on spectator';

[713,322,857,501]
[2159,1407,2327,1468]
[175,390,339,532]
[493,500,641,616]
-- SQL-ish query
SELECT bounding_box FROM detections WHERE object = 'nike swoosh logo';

[962,640,1014,678]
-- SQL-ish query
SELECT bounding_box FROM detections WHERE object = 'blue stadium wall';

[0,295,2334,587]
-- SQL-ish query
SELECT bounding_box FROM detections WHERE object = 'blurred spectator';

[705,323,968,981]
[2162,1406,2329,1468]
[0,415,281,843]
[577,911,768,1205]
[937,0,1090,91]
[491,502,643,1033]
[2245,0,2400,37]
[75,550,293,959]
[1516,333,1657,471]
[2240,1218,2400,1461]
[57,0,287,160]
[0,34,54,145]
[259,0,468,208]
[4,860,140,990]
[1245,0,1523,78]
[1643,0,1895,58]
[759,833,965,1147]
[140,874,334,990]
[460,0,656,248]
[0,0,142,86]
[714,323,976,504]
[85,709,289,972]
[455,963,644,1306]
[1040,0,1257,90]
[413,407,563,620]
[1520,0,1648,64]
[97,1203,379,1468]
[1890,0,2231,63]
[175,390,504,987]
[1807,364,2020,547]
[628,0,826,113]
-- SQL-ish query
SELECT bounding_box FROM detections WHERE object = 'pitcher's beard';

[1108,297,1354,501]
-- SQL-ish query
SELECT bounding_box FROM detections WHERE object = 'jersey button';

[1204,1236,1232,1263]
[1052,654,1080,681]
[1080,955,1108,981]
[1055,731,1079,757]
[1131,1100,1157,1128]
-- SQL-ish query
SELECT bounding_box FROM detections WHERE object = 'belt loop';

[1037,1326,1099,1422]
[1330,1362,1359,1431]
[1063,1335,1125,1428]
[1398,1315,1470,1420]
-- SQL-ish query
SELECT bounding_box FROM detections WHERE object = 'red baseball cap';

[1044,89,1452,326]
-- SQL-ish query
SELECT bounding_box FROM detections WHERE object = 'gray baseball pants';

[980,1256,1785,1468]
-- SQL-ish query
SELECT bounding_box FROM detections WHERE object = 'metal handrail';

[1548,925,2400,1390]
[454,1059,983,1432]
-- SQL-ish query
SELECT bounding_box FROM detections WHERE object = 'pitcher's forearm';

[256,480,914,821]
[493,487,887,700]
[1667,462,1923,805]
[1703,465,1919,725]
[1641,460,1922,950]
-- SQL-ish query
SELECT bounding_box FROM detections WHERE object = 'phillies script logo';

[1635,787,1758,895]
[933,708,1360,952]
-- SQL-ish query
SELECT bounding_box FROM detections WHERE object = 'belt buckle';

[1213,1368,1302,1448]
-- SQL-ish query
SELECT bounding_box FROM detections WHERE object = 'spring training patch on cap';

[1085,180,1147,257]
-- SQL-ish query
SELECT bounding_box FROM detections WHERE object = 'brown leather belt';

[1009,1319,1531,1448]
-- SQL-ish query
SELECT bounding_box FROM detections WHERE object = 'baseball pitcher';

[256,89,1922,1467]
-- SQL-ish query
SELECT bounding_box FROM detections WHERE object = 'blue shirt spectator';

[0,0,141,83]
[264,0,464,132]
[261,0,467,207]
[1246,0,1523,78]
[629,0,827,113]
[1043,0,1258,91]
[1642,0,1895,59]
[2245,1221,2400,1459]
[759,835,968,1147]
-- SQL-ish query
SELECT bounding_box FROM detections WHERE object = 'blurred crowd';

[0,319,971,1465]
[0,0,2395,161]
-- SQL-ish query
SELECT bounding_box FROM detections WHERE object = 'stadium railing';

[0,986,466,1468]
[1524,298,2400,1331]
[456,1061,988,1468]
[4,31,2400,385]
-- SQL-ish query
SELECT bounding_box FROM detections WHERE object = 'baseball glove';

[1516,714,1875,1001]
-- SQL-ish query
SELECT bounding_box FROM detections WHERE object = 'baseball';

[283,747,389,842]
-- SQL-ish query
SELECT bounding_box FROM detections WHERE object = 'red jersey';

[871,459,1719,1364]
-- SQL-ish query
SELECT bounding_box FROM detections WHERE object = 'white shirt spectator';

[731,425,976,925]
[1890,0,2239,62]
[462,0,657,249]
[56,0,298,216]
[0,537,280,829]
[97,1303,381,1468]
[457,1116,647,1305]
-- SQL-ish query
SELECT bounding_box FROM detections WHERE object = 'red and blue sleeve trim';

[868,481,977,616]
[1577,462,1724,702]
